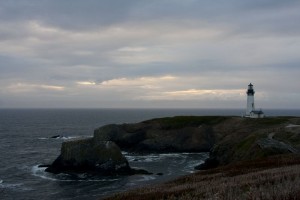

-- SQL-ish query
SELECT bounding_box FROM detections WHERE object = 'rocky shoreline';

[93,116,300,167]
[98,116,300,199]
[44,115,300,198]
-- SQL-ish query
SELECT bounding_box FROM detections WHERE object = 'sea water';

[0,108,299,200]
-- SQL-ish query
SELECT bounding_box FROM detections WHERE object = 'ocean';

[0,108,299,200]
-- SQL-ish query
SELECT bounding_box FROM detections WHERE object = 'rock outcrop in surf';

[46,138,149,175]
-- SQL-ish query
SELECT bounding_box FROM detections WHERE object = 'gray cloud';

[0,0,299,108]
[0,0,139,29]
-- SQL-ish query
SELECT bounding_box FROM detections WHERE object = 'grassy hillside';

[144,116,228,129]
[210,117,300,165]
[143,116,300,165]
[104,154,300,200]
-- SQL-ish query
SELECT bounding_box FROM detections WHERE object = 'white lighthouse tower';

[246,83,255,115]
[245,83,264,118]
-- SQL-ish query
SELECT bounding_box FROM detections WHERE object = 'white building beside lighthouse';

[245,83,264,118]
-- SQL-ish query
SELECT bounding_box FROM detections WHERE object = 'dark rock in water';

[131,168,153,175]
[46,138,133,175]
[38,164,51,168]
[194,158,219,170]
[50,135,61,139]
[156,173,163,176]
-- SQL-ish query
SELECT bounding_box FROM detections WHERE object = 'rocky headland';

[45,115,300,199]
[94,116,300,167]
[97,115,300,200]
[93,116,224,153]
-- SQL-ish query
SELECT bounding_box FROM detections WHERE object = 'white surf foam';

[126,154,173,162]
[61,136,93,140]
[31,165,120,182]
[135,175,156,182]
[38,135,92,140]
[126,153,197,163]
[32,165,58,181]
[183,160,204,173]
[0,180,32,191]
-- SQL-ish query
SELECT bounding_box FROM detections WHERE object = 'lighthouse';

[245,83,264,118]
[246,83,255,115]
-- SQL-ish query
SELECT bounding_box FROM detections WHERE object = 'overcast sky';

[0,0,299,109]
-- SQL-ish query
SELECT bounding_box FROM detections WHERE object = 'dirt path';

[257,133,298,153]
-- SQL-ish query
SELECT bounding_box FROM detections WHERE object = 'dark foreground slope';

[104,154,300,200]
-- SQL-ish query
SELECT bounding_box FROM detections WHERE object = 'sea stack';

[45,138,131,175]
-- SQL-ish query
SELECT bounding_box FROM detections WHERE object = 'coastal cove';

[1,109,300,200]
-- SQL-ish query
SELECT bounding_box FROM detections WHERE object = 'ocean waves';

[38,135,92,140]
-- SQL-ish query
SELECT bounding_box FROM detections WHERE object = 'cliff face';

[94,116,300,167]
[94,116,227,153]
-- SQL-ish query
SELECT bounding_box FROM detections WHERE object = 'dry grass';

[103,154,300,200]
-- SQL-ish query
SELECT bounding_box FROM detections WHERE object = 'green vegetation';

[236,135,258,151]
[274,128,300,148]
[145,116,228,129]
[244,117,289,126]
[234,135,259,155]
[211,117,300,165]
